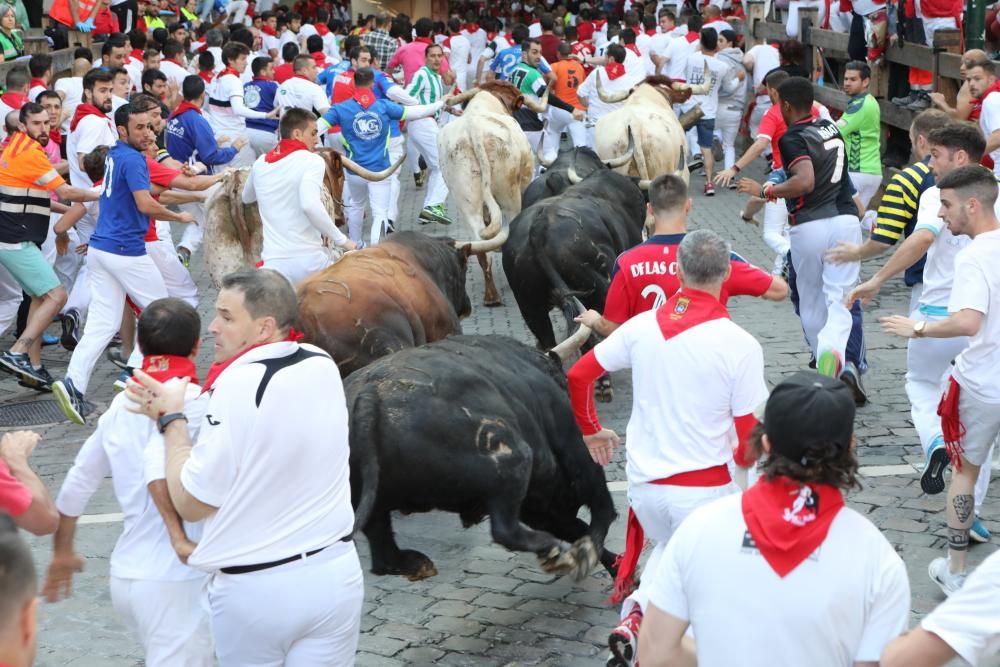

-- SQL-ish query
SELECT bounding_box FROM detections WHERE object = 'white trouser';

[248,128,278,157]
[787,0,826,37]
[622,480,740,618]
[788,214,862,363]
[544,107,585,161]
[0,263,21,338]
[63,259,90,318]
[224,0,248,23]
[524,130,543,176]
[177,203,205,253]
[388,134,405,223]
[67,248,168,394]
[42,212,60,265]
[222,142,258,169]
[148,224,199,308]
[452,67,468,92]
[110,576,214,667]
[344,173,393,246]
[906,309,968,454]
[850,172,882,210]
[207,541,364,667]
[54,228,84,293]
[749,95,771,142]
[262,251,333,287]
[715,103,742,170]
[763,201,790,274]
[406,117,448,208]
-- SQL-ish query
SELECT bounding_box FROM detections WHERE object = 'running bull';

[502,165,646,402]
[345,328,618,581]
[438,81,546,307]
[523,143,634,209]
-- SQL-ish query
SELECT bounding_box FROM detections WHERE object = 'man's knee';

[43,286,68,309]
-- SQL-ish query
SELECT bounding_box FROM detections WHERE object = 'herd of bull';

[197,75,713,584]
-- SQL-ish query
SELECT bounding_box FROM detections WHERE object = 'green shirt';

[407,65,444,105]
[510,62,546,98]
[0,29,22,60]
[836,92,882,176]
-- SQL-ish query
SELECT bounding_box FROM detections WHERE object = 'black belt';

[208,98,232,108]
[220,536,351,575]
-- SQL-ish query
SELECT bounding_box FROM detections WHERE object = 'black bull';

[345,335,618,581]
[522,147,608,209]
[503,170,646,374]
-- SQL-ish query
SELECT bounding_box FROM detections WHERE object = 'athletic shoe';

[816,350,842,378]
[61,308,81,351]
[971,516,991,543]
[891,91,920,106]
[728,181,738,190]
[0,351,51,386]
[928,557,966,596]
[703,182,715,197]
[177,247,191,268]
[51,377,90,425]
[418,204,453,225]
[903,91,931,111]
[921,437,950,495]
[17,365,53,392]
[106,347,129,371]
[740,210,759,226]
[112,368,132,393]
[42,333,58,346]
[688,157,703,172]
[414,170,428,188]
[839,362,868,406]
[607,610,642,667]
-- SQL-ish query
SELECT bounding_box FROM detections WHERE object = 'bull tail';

[531,206,583,337]
[629,124,651,183]
[470,123,505,239]
[348,384,381,535]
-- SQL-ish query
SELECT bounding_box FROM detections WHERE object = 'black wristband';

[157,412,188,434]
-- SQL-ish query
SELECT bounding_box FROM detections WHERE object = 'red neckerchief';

[219,67,240,79]
[169,100,203,119]
[261,24,276,35]
[604,62,626,80]
[264,138,309,163]
[49,129,62,145]
[198,70,215,84]
[645,28,657,36]
[163,57,183,66]
[201,330,305,394]
[310,51,327,68]
[465,22,479,32]
[624,43,641,56]
[594,18,607,29]
[938,375,967,470]
[70,103,107,131]
[130,47,143,59]
[742,476,845,577]
[655,287,730,339]
[414,36,433,45]
[685,31,699,43]
[0,92,27,110]
[353,88,376,109]
[315,22,329,35]
[443,36,451,48]
[486,30,497,41]
[141,354,200,384]
[631,26,641,35]
[30,78,47,90]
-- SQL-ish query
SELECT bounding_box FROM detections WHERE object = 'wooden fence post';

[932,28,963,106]
[746,0,766,48]
[798,7,818,78]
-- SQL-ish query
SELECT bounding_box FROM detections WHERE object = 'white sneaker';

[928,556,966,596]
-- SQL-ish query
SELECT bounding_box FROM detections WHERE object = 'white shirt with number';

[950,228,1000,403]
[682,52,729,120]
[921,549,1000,664]
[647,494,910,666]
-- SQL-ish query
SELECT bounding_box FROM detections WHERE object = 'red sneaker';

[607,609,643,666]
[704,182,715,197]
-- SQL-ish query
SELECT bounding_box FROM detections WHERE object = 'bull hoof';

[483,297,503,308]
[595,383,614,403]
[371,549,439,581]
[569,537,599,581]
[538,542,577,576]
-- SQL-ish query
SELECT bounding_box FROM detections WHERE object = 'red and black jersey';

[778,118,857,226]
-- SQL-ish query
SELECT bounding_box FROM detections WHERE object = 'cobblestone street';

[3,162,998,667]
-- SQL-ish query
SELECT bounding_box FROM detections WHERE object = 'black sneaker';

[891,91,919,106]
[839,361,868,406]
[18,365,54,392]
[0,351,52,386]
[51,377,91,425]
[903,91,931,111]
[414,170,428,188]
[106,347,129,370]
[688,157,704,172]
[61,308,81,351]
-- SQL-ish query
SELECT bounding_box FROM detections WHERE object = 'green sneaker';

[816,350,842,378]
[418,204,453,225]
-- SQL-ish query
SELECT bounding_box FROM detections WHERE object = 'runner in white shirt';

[66,70,117,189]
[55,59,88,134]
[680,29,733,193]
[566,213,768,667]
[158,41,190,89]
[638,371,910,667]
[658,15,700,80]
[743,41,781,139]
[462,13,487,71]
[882,549,1000,667]
[577,44,631,147]
[206,43,276,168]
[476,20,512,84]
[125,270,364,667]
[43,299,213,667]
[445,18,471,90]
[880,165,1000,596]
[275,54,330,116]
[242,109,354,286]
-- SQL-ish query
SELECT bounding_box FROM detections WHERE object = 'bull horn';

[339,150,406,182]
[637,179,651,190]
[521,87,549,114]
[551,321,592,362]
[678,105,705,132]
[685,63,714,96]
[533,119,554,167]
[603,126,635,169]
[596,71,631,104]
[444,88,479,106]
[456,224,510,256]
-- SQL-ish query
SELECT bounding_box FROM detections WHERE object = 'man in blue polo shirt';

[318,67,443,246]
[53,102,197,425]
[488,23,553,81]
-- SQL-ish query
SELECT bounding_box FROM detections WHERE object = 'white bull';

[593,69,712,189]
[438,81,544,306]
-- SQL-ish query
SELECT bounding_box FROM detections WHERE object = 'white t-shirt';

[645,31,673,74]
[56,384,208,582]
[577,66,632,121]
[529,21,542,38]
[979,92,1000,177]
[747,43,780,98]
[593,309,768,483]
[208,46,224,74]
[66,113,117,188]
[263,33,281,56]
[55,77,84,134]
[913,186,971,310]
[298,22,318,41]
[703,19,732,33]
[279,29,299,52]
[447,33,471,77]
[921,549,1000,665]
[207,72,247,134]
[28,83,47,103]
[182,343,354,571]
[950,228,1000,403]
[276,76,330,115]
[159,59,190,89]
[649,494,910,666]
[463,26,487,65]
[683,52,729,120]
[662,33,697,81]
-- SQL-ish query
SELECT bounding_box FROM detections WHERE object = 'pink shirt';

[0,460,32,517]
[386,38,451,85]
[44,137,62,201]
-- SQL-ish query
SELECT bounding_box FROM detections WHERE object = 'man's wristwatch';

[914,321,927,338]
[157,412,188,434]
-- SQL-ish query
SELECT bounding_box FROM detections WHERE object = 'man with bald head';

[930,49,991,121]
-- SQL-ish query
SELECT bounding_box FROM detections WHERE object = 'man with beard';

[66,69,117,189]
[0,104,98,387]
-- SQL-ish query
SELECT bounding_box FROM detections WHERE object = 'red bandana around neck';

[414,36,433,44]
[264,138,310,163]
[220,67,240,79]
[0,92,27,111]
[201,330,305,394]
[293,73,313,82]
[315,22,329,35]
[70,104,108,131]
[625,43,641,56]
[741,477,845,577]
[353,88,376,108]
[655,287,730,339]
[130,47,144,59]
[49,129,62,145]
[310,51,327,67]
[169,100,203,119]
[198,70,215,84]
[141,354,200,384]
[465,22,479,32]
[163,57,183,66]
[604,62,626,80]
[261,24,276,35]
[645,28,657,36]
[685,31,699,43]
[30,78,47,90]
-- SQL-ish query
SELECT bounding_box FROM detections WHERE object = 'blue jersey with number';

[489,46,552,80]
[320,98,405,171]
[89,141,152,257]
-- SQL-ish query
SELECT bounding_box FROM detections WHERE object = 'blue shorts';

[695,118,716,149]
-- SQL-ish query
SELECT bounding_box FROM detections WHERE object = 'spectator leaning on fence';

[891,0,962,111]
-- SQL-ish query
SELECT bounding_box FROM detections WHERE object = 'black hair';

[197,50,215,70]
[927,122,987,162]
[306,34,324,53]
[161,39,184,59]
[844,59,871,80]
[181,74,205,101]
[251,55,272,77]
[83,68,114,92]
[353,66,375,87]
[17,102,45,125]
[28,53,52,78]
[221,41,250,65]
[281,41,300,63]
[141,68,167,90]
[777,76,814,112]
[137,298,201,357]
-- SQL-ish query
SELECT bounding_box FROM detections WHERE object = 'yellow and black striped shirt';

[873,159,933,286]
